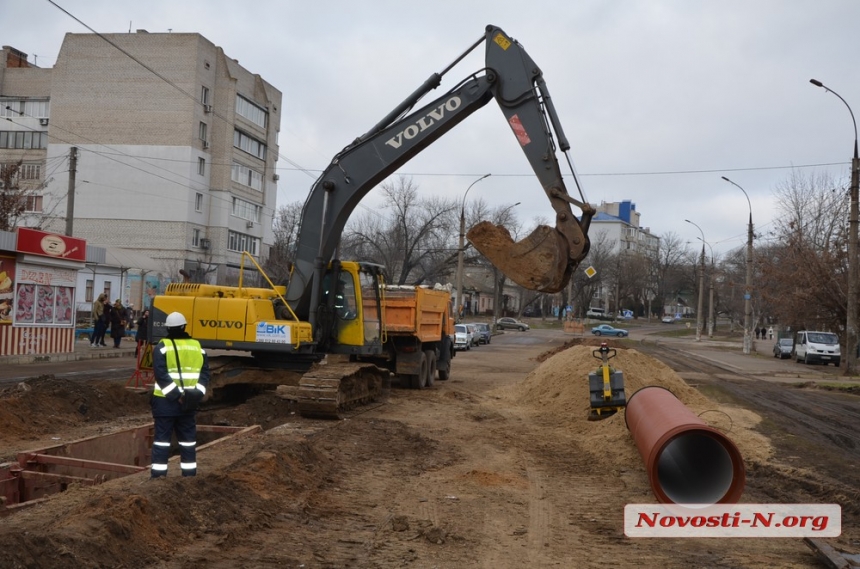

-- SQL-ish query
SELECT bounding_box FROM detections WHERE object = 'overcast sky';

[5,0,860,258]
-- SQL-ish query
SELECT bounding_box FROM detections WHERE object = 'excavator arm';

[287,25,594,325]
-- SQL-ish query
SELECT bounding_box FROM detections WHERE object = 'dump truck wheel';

[424,350,436,388]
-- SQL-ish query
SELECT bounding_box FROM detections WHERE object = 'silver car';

[454,324,471,351]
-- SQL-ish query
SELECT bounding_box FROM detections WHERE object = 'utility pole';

[810,79,859,373]
[65,147,77,236]
[708,271,715,338]
[685,219,707,342]
[720,177,753,354]
[696,244,704,342]
[456,174,490,321]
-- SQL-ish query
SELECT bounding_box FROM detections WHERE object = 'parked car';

[465,323,480,347]
[661,315,675,324]
[773,338,793,359]
[496,317,529,331]
[469,322,492,344]
[591,324,628,337]
[454,324,471,351]
[794,330,841,366]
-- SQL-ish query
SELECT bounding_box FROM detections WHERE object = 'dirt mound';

[0,376,148,443]
[493,344,772,468]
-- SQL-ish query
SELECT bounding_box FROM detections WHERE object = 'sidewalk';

[0,337,138,366]
[641,332,860,384]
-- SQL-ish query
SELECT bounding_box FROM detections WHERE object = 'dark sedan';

[496,317,529,331]
[773,338,793,359]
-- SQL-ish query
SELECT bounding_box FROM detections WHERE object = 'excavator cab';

[318,261,385,354]
[587,342,627,421]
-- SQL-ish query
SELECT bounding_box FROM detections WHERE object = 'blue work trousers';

[150,412,197,478]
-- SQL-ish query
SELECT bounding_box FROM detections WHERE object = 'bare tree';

[759,170,847,334]
[654,231,691,316]
[0,161,28,232]
[264,200,303,284]
[341,176,458,285]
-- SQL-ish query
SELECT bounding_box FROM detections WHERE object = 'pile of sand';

[494,345,772,467]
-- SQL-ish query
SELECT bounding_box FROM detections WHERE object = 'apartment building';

[0,31,282,285]
[591,200,660,256]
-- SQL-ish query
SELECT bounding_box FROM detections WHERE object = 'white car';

[465,323,480,346]
[454,324,471,350]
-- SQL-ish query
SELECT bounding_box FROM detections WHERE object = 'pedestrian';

[90,293,106,347]
[110,299,126,348]
[150,311,210,478]
[101,296,113,345]
[135,309,149,358]
[755,327,761,340]
[126,303,135,330]
[768,326,774,340]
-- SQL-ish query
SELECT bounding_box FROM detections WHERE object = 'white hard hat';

[165,312,187,328]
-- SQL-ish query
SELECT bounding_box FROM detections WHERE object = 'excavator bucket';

[467,222,574,293]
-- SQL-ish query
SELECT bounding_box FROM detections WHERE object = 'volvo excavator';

[149,25,595,418]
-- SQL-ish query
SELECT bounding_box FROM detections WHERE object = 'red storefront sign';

[15,227,87,262]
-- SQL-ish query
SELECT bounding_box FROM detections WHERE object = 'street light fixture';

[456,173,491,320]
[684,219,706,342]
[721,176,754,355]
[810,78,860,374]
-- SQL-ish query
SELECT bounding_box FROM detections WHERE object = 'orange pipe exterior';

[625,386,745,504]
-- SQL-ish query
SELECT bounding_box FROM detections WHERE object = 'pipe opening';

[657,431,735,505]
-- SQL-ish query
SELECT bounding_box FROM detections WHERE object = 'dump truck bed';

[378,285,453,342]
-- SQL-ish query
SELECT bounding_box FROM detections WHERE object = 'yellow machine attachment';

[587,342,627,421]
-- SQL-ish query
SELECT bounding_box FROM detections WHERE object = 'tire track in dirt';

[526,466,553,564]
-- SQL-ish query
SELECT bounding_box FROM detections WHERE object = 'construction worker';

[150,311,210,478]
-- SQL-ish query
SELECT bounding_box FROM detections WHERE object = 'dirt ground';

[0,330,857,568]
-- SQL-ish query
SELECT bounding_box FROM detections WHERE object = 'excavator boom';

[287,25,593,324]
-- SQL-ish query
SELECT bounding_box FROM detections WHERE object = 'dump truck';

[358,284,455,389]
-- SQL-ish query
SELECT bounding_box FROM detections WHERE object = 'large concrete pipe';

[625,386,745,504]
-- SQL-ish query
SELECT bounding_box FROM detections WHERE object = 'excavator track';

[297,362,390,419]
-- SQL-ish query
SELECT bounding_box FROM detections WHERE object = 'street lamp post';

[704,241,716,338]
[685,219,706,342]
[491,201,521,324]
[721,176,754,355]
[456,173,491,321]
[810,79,860,374]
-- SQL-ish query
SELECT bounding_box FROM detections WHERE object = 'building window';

[0,162,41,181]
[195,192,203,212]
[233,129,266,160]
[201,86,210,105]
[231,197,261,222]
[231,161,263,191]
[85,279,94,303]
[0,131,48,149]
[199,122,208,143]
[23,194,43,212]
[192,228,201,247]
[197,157,205,176]
[104,282,111,301]
[235,95,268,128]
[0,98,50,119]
[227,230,260,256]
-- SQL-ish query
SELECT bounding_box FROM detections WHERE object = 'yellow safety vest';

[153,338,205,398]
